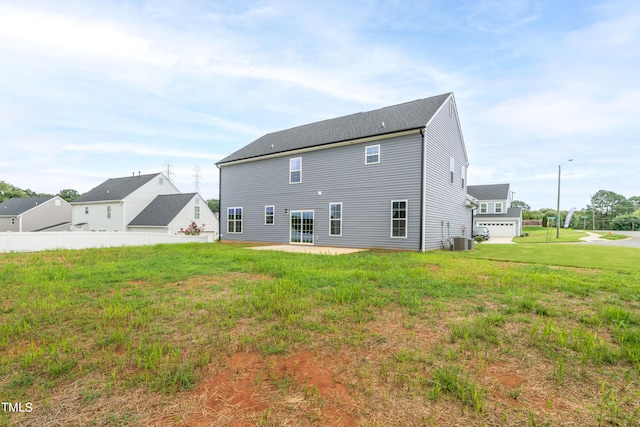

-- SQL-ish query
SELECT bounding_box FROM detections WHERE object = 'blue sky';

[0,0,638,209]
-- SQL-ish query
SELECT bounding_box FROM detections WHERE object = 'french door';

[290,210,314,244]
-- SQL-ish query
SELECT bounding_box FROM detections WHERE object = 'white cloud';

[0,4,174,65]
[62,143,226,161]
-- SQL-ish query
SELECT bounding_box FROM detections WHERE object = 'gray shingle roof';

[128,193,196,226]
[0,196,55,215]
[72,173,161,203]
[217,93,452,164]
[467,184,511,201]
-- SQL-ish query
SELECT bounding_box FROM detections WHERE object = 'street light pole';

[556,159,573,238]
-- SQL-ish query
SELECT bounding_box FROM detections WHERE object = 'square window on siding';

[227,207,243,233]
[391,200,407,238]
[480,203,487,214]
[265,205,274,225]
[194,206,200,219]
[450,157,455,184]
[329,203,342,236]
[495,203,503,213]
[290,157,302,183]
[365,145,380,164]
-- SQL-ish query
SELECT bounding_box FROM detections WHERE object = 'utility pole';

[192,165,201,193]
[163,161,175,183]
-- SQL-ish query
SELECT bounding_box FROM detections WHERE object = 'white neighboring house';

[71,172,180,232]
[0,196,72,232]
[128,193,219,240]
[467,183,523,238]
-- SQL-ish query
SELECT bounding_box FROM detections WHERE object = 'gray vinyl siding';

[220,133,423,250]
[20,197,72,232]
[423,98,471,250]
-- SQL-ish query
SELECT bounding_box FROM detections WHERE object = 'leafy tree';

[57,189,80,202]
[512,200,531,211]
[0,180,28,202]
[611,214,640,231]
[207,199,219,215]
[629,196,640,210]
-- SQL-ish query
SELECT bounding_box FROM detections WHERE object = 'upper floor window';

[461,165,466,189]
[450,157,455,184]
[85,207,89,214]
[480,203,487,214]
[495,203,503,213]
[194,206,200,219]
[290,157,302,184]
[365,145,380,164]
[159,177,164,185]
[265,205,274,225]
[107,206,111,219]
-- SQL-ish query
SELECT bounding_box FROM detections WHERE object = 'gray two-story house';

[216,93,472,251]
[467,183,523,238]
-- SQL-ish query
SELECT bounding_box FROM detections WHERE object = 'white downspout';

[420,127,427,252]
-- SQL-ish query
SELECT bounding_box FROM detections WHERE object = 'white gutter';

[420,127,427,252]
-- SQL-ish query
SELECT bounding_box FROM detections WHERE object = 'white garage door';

[477,222,515,238]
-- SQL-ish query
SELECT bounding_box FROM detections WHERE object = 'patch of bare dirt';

[150,350,358,427]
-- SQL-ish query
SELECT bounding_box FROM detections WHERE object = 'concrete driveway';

[581,231,640,248]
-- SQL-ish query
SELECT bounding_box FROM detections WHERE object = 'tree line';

[0,180,220,215]
[514,189,640,231]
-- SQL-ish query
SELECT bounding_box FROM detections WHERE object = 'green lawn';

[1,243,639,426]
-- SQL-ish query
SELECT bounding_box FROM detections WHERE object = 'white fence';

[0,231,213,253]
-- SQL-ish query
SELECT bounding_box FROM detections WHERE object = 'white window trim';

[194,206,201,219]
[227,207,243,234]
[289,157,302,184]
[460,165,466,189]
[265,205,275,225]
[480,203,488,214]
[329,202,342,236]
[390,200,408,238]
[495,203,503,213]
[365,144,380,164]
[107,206,111,219]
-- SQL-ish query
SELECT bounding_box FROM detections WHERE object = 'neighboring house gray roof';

[467,184,510,201]
[34,222,71,232]
[128,193,196,227]
[217,93,452,164]
[72,173,161,203]
[476,207,522,219]
[0,196,55,216]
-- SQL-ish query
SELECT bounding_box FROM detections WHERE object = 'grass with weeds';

[1,242,640,426]
[514,226,588,243]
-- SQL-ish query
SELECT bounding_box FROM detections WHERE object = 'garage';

[477,222,516,238]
